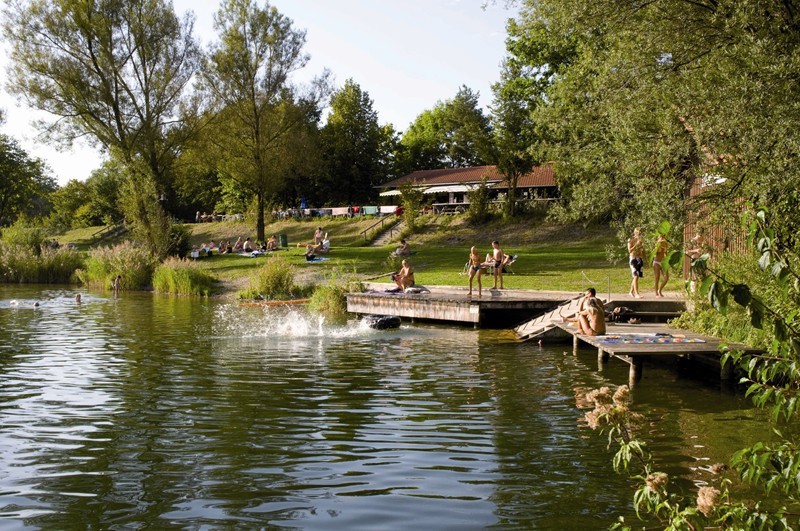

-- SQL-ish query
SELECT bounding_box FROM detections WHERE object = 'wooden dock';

[554,321,761,386]
[347,284,582,327]
[347,283,685,329]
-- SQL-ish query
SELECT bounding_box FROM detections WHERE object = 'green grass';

[57,216,647,295]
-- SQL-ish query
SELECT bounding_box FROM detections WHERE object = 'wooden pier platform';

[347,284,583,327]
[554,321,761,386]
[347,283,685,329]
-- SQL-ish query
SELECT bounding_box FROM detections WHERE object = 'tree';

[491,46,540,218]
[318,79,393,205]
[48,161,127,230]
[398,86,495,173]
[200,0,328,240]
[3,0,201,203]
[0,134,55,226]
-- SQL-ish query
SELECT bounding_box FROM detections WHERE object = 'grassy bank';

[57,215,647,295]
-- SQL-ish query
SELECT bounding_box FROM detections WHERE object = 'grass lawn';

[58,215,645,295]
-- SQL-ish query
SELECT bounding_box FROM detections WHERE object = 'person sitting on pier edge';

[392,259,415,291]
[562,288,606,336]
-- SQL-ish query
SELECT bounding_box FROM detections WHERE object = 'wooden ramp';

[514,296,583,340]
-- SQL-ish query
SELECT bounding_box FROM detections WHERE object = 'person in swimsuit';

[467,246,483,297]
[653,234,669,297]
[627,228,645,298]
[491,240,505,289]
[393,259,415,290]
[562,288,606,336]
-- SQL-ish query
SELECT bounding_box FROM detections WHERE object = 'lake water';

[0,285,768,530]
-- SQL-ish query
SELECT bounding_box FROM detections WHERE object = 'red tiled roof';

[380,165,556,188]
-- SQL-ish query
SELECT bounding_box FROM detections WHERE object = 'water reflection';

[0,286,769,529]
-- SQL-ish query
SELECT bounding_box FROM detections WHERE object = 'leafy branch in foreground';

[586,211,800,529]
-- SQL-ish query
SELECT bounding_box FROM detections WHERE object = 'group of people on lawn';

[194,234,280,256]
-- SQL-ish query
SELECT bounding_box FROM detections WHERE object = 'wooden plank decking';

[554,321,761,386]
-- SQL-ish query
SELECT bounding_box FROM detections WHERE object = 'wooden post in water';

[629,358,643,387]
[597,348,608,371]
[720,357,733,380]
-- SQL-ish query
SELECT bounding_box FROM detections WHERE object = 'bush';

[238,255,300,300]
[0,221,47,254]
[76,240,159,290]
[152,257,217,296]
[307,268,363,322]
[169,222,192,258]
[466,178,492,224]
[0,241,84,283]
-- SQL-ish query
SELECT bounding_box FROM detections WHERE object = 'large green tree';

[200,0,328,240]
[318,79,395,205]
[3,0,200,201]
[398,85,496,173]
[0,134,55,226]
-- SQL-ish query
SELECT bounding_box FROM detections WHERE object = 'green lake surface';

[0,285,769,530]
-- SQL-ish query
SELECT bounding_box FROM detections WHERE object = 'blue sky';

[0,0,516,185]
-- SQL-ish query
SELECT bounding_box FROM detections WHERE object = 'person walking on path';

[467,246,483,298]
[653,234,669,297]
[491,241,505,289]
[627,228,645,298]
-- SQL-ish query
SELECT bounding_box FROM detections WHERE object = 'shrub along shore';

[6,215,663,298]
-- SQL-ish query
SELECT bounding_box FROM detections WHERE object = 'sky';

[0,0,517,186]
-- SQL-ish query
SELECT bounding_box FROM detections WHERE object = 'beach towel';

[305,257,330,263]
[597,333,705,344]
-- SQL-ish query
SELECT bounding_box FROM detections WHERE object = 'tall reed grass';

[0,242,84,283]
[308,268,363,322]
[76,241,159,290]
[152,257,217,296]
[238,255,301,300]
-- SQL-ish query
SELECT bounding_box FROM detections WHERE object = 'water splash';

[213,304,390,340]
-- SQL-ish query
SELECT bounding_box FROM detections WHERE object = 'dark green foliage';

[0,135,55,226]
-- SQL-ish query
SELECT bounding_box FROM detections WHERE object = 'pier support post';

[573,335,579,356]
[720,358,733,380]
[629,358,643,387]
[597,348,608,371]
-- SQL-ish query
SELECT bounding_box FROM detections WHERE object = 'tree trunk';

[256,192,266,242]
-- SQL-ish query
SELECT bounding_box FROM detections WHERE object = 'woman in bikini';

[627,228,645,298]
[653,234,669,297]
[467,246,483,297]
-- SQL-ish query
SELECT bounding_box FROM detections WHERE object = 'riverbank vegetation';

[152,257,217,297]
[2,0,800,526]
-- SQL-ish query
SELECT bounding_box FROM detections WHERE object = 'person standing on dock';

[491,240,505,289]
[467,246,483,297]
[653,234,669,297]
[627,228,645,298]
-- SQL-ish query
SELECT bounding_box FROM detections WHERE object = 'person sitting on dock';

[392,259,415,291]
[562,288,606,336]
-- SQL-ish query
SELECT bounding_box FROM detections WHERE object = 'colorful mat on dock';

[598,333,706,344]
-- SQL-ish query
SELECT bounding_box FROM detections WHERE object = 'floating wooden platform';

[554,321,761,386]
